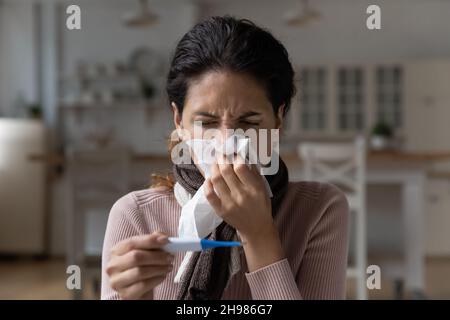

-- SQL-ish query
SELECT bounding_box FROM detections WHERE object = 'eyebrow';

[192,111,219,118]
[237,111,262,119]
[192,111,262,119]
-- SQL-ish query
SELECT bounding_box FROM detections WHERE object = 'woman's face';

[172,70,284,144]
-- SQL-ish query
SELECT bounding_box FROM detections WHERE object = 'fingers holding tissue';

[203,140,273,235]
[206,153,266,211]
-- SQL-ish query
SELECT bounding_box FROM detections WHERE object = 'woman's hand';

[204,154,285,272]
[106,231,174,299]
[204,154,272,239]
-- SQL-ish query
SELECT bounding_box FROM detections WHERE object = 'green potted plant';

[370,121,393,150]
[28,103,42,119]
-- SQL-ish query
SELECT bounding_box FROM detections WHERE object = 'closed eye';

[197,121,218,127]
[240,120,260,126]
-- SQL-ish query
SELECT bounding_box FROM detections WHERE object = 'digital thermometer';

[163,237,242,253]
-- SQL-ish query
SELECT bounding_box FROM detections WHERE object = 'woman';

[101,16,349,300]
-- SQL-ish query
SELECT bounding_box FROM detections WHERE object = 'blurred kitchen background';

[1,0,450,300]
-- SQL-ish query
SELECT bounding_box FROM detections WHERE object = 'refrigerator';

[0,119,46,254]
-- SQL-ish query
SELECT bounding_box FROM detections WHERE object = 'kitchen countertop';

[29,149,450,165]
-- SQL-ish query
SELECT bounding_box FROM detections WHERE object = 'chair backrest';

[298,136,366,210]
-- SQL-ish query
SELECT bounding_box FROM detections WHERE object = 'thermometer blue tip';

[200,239,243,250]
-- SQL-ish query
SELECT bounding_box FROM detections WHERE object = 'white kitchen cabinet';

[403,60,450,152]
[425,179,450,256]
[288,63,404,140]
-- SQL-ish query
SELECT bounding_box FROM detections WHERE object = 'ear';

[172,102,182,130]
[275,104,285,129]
[172,102,186,141]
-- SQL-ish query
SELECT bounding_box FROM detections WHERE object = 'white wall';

[0,2,3,116]
[202,0,450,65]
[60,0,197,74]
[0,0,38,117]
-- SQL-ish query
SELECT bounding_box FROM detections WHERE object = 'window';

[337,67,365,131]
[287,64,403,139]
[300,68,327,132]
[376,66,403,128]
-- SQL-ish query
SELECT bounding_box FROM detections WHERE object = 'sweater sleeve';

[245,258,302,299]
[100,192,148,300]
[296,184,350,299]
[245,183,349,300]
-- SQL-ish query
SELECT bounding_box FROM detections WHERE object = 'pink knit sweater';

[101,181,349,300]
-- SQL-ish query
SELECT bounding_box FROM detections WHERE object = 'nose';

[216,124,237,144]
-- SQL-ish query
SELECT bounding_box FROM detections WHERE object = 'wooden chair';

[298,136,367,300]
